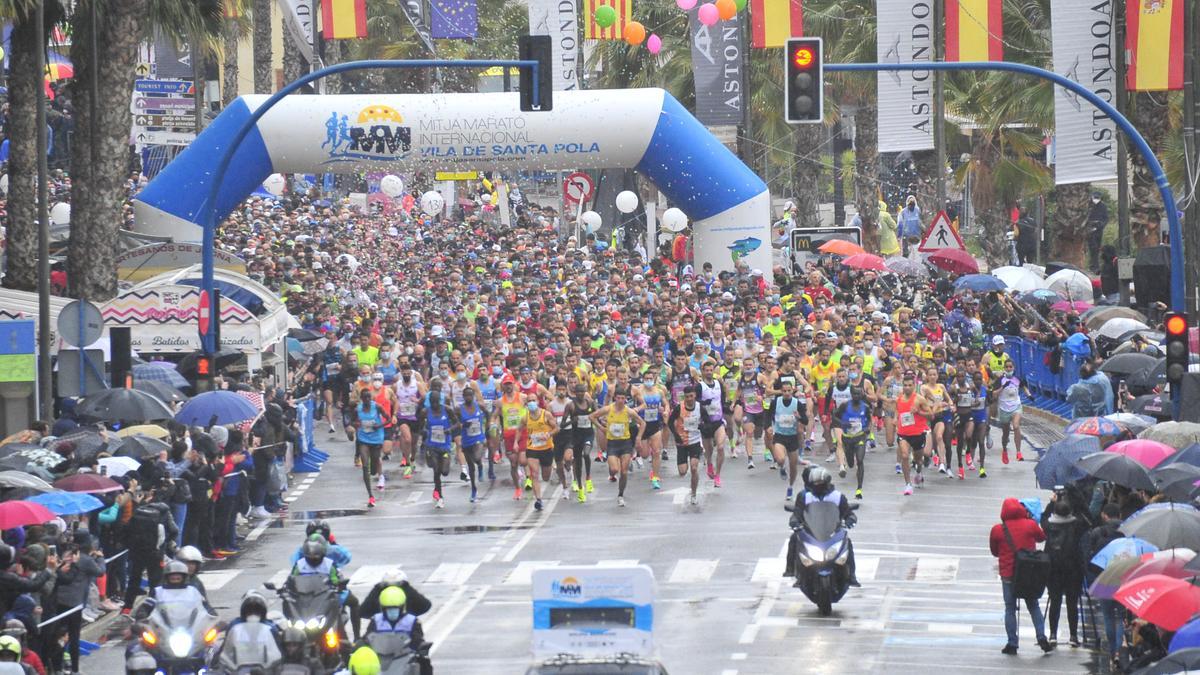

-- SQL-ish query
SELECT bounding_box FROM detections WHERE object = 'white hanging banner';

[527,0,581,92]
[876,0,935,152]
[277,0,316,64]
[1050,0,1118,185]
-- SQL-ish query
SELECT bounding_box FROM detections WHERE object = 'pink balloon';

[647,34,662,54]
[697,2,719,25]
[676,0,697,9]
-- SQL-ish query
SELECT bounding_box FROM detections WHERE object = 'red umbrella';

[842,253,888,272]
[0,501,56,529]
[53,473,123,494]
[1122,552,1199,586]
[1106,439,1178,469]
[1115,573,1200,630]
[927,249,979,275]
[817,239,865,257]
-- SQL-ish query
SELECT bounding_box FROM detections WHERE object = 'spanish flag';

[584,0,631,41]
[945,0,1002,61]
[322,0,368,40]
[221,0,240,18]
[1126,0,1184,91]
[749,0,803,49]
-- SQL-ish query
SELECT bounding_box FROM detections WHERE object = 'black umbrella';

[132,380,189,404]
[288,328,325,342]
[114,434,170,459]
[1129,394,1173,421]
[1076,451,1157,491]
[51,428,116,458]
[76,388,173,423]
[1099,353,1159,379]
[1045,261,1082,276]
[176,348,243,376]
[1128,364,1168,394]
[1134,647,1200,674]
[1153,464,1200,502]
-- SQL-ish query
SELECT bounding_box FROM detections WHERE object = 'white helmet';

[176,546,203,565]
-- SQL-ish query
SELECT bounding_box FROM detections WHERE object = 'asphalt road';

[87,413,1103,674]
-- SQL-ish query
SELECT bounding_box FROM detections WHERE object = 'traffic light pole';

[195,57,544,355]
[826,61,1186,314]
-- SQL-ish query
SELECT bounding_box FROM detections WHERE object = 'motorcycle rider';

[0,635,33,675]
[290,537,361,640]
[175,546,207,597]
[289,520,352,568]
[215,590,281,671]
[783,467,860,587]
[359,568,432,626]
[364,586,431,675]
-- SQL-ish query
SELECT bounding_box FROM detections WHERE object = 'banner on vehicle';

[1049,0,1117,184]
[876,0,934,152]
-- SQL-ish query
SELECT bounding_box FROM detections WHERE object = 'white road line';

[856,555,880,582]
[406,491,424,505]
[751,557,785,582]
[246,519,273,542]
[198,570,241,591]
[347,564,391,590]
[739,579,782,645]
[428,585,491,657]
[667,559,719,584]
[913,557,961,582]
[266,568,289,589]
[730,653,747,661]
[502,485,564,562]
[596,559,639,567]
[425,562,479,586]
[503,561,560,586]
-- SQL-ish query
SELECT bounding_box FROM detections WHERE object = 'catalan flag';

[749,0,802,49]
[1126,0,1184,91]
[584,0,631,41]
[945,0,1002,61]
[322,0,368,40]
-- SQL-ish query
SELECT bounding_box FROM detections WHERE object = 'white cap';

[750,269,764,277]
[992,335,1006,345]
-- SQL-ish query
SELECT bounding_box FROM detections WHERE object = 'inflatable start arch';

[134,88,772,272]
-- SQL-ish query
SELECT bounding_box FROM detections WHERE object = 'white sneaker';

[249,506,272,519]
[376,474,386,490]
[689,494,698,506]
[435,498,445,509]
[617,496,626,507]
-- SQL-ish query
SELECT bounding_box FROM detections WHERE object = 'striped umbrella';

[133,362,189,388]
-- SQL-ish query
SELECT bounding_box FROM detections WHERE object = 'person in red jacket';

[989,497,1052,656]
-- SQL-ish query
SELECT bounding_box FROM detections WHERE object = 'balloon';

[715,0,736,20]
[262,173,286,196]
[623,21,646,45]
[697,3,719,25]
[49,202,70,225]
[661,208,689,233]
[676,0,697,8]
[379,174,404,198]
[594,5,617,27]
[615,190,639,214]
[647,34,662,55]
[733,0,747,9]
[580,210,602,234]
[420,191,445,216]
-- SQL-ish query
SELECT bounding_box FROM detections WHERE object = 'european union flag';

[430,0,478,39]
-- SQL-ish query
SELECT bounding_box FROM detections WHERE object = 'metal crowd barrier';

[1003,335,1082,418]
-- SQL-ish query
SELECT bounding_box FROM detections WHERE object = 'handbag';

[1003,523,1050,601]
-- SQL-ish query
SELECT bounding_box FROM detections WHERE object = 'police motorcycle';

[364,632,429,675]
[783,472,859,616]
[126,561,220,675]
[207,590,320,675]
[264,575,348,671]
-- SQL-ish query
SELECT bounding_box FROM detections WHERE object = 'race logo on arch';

[322,104,413,163]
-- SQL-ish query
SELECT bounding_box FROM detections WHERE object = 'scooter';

[125,591,220,675]
[784,500,856,616]
[266,576,347,671]
[208,618,285,675]
[365,632,432,674]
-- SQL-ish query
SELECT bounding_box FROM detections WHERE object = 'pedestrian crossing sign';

[917,210,966,252]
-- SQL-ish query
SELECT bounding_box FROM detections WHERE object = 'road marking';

[730,653,747,660]
[267,568,289,589]
[503,561,560,586]
[913,557,960,582]
[198,570,241,591]
[668,559,719,584]
[502,485,564,562]
[857,555,880,582]
[426,562,479,586]
[246,519,273,542]
[428,585,491,657]
[596,559,639,567]
[926,622,974,634]
[347,564,390,590]
[738,579,782,645]
[751,557,785,582]
[407,491,424,505]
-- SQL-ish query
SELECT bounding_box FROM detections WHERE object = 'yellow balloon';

[482,178,494,192]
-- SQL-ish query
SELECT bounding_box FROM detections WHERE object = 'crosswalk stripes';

[595,559,639,567]
[198,570,241,592]
[502,560,560,585]
[426,562,479,585]
[667,559,719,584]
[912,557,960,582]
[347,564,391,591]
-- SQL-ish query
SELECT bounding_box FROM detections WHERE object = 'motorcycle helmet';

[281,626,306,660]
[240,590,268,622]
[379,586,407,623]
[176,545,203,565]
[0,635,20,661]
[301,538,327,568]
[808,466,833,494]
[381,568,408,586]
[163,560,189,588]
[347,645,381,675]
[305,519,331,542]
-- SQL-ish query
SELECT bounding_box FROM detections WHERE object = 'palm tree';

[252,0,271,93]
[221,1,251,105]
[1128,91,1173,248]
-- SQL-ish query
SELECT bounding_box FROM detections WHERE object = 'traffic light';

[1165,312,1190,385]
[785,37,824,124]
[519,35,553,112]
[194,353,215,393]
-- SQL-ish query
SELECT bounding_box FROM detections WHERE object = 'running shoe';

[839,465,847,478]
[368,496,376,508]
[460,468,469,482]
[594,454,606,463]
[403,466,413,479]
[618,496,626,507]
[661,450,669,461]
[1001,450,1010,464]
[433,489,441,503]
[561,489,568,500]
[747,458,755,470]
[855,488,863,500]
[635,457,644,469]
[651,477,662,490]
[1016,451,1025,462]
[923,456,931,469]
[586,479,595,493]
[534,499,544,511]
[825,453,836,463]
[470,487,477,503]
[524,477,534,490]
[895,463,902,475]
[354,456,362,468]
[979,467,988,479]
[868,439,876,450]
[779,466,788,481]
[706,463,716,479]
[937,465,948,475]
[376,474,386,490]
[689,494,698,506]
[436,498,445,509]
[903,484,913,496]
[514,488,523,500]
[987,434,993,449]
[965,453,975,470]
[477,465,484,481]
[493,451,502,463]
[958,467,965,480]
[577,489,587,503]
[713,475,722,488]
[329,422,337,434]
[609,474,617,483]
[804,440,813,454]
[785,487,794,500]
[400,456,408,467]
[932,454,941,467]
[915,471,925,485]
[572,480,580,492]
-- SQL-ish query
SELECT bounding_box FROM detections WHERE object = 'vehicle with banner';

[525,565,668,674]
[788,226,863,274]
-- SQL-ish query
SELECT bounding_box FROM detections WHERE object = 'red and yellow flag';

[222,0,240,19]
[945,0,1002,61]
[322,0,368,40]
[749,0,802,49]
[584,0,631,41]
[1126,0,1184,91]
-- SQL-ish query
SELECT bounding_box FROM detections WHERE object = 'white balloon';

[615,190,639,214]
[661,207,688,233]
[0,174,8,195]
[49,202,70,225]
[380,174,405,198]
[420,191,445,216]
[581,210,602,234]
[263,173,286,196]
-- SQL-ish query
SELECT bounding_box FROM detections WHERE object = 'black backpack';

[1004,524,1051,600]
[126,504,164,552]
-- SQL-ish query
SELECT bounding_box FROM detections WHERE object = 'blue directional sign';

[133,79,195,95]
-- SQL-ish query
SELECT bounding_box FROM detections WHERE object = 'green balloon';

[595,5,617,27]
[733,0,747,9]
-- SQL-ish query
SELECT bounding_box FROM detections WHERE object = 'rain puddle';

[419,525,533,535]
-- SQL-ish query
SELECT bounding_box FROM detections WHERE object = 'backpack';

[1044,523,1077,569]
[1004,523,1051,600]
[126,504,165,552]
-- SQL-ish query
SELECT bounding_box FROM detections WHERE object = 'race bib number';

[900,412,915,427]
[776,413,795,428]
[848,419,863,434]
[504,409,522,427]
[531,432,550,447]
[399,401,417,417]
[608,422,627,438]
[644,408,659,422]
[466,420,483,437]
[576,416,592,429]
[430,427,446,444]
[744,392,759,407]
[481,399,494,412]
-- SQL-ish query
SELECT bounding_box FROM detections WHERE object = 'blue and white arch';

[134,88,771,272]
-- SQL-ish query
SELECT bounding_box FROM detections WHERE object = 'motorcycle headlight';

[168,631,193,657]
[802,542,825,565]
[825,545,842,562]
[835,547,850,565]
[305,617,323,631]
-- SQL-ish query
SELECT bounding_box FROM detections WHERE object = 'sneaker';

[825,453,836,463]
[328,422,337,434]
[855,488,863,499]
[786,487,794,500]
[965,453,974,470]
[903,484,913,496]
[779,466,787,481]
[804,440,813,453]
[839,465,847,478]
[915,471,925,486]
[923,455,931,469]
[932,454,941,467]
[354,456,362,468]
[958,467,965,480]
[376,475,386,490]
[895,463,902,475]
[470,487,477,503]
[534,499,544,511]
[436,498,445,509]
[1037,637,1053,653]
[460,468,469,482]
[689,494,698,506]
[651,477,662,490]
[1001,450,1010,464]
[403,466,414,479]
[514,488,523,500]
[635,457,644,469]
[706,463,715,479]
[609,474,617,483]
[618,496,626,507]
[492,451,502,463]
[1016,451,1025,462]
[747,458,755,470]
[661,449,669,461]
[572,480,580,491]
[368,496,376,508]
[477,465,484,481]
[594,454,606,463]
[1001,645,1017,655]
[400,456,408,467]
[979,467,988,479]
[561,489,568,500]
[577,489,587,504]
[524,477,534,490]
[987,434,994,450]
[586,479,595,493]
[937,465,948,475]
[713,475,722,488]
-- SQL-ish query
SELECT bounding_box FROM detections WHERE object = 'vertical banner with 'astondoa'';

[688,8,748,127]
[876,0,934,152]
[1050,0,1117,184]
[528,0,581,92]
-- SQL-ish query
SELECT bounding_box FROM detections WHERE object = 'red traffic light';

[1166,314,1188,336]
[793,47,815,69]
[196,357,212,377]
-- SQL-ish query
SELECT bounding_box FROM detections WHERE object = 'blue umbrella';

[1035,434,1100,489]
[954,274,1006,293]
[1064,332,1092,357]
[1169,443,1200,468]
[1090,536,1159,570]
[1065,417,1126,438]
[132,362,188,388]
[175,391,260,426]
[27,491,103,516]
[1170,616,1200,653]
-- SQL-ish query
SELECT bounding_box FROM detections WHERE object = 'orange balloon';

[623,21,646,45]
[715,0,737,20]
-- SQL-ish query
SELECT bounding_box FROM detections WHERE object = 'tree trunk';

[253,0,273,93]
[3,13,41,291]
[281,13,304,85]
[222,19,239,105]
[322,40,342,94]
[68,0,147,301]
[853,105,879,253]
[792,124,824,229]
[1129,92,1169,248]
[1050,182,1091,269]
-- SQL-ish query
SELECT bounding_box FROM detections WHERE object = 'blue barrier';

[997,334,1090,421]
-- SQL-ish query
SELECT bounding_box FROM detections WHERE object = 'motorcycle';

[784,500,857,616]
[125,590,220,675]
[365,631,432,674]
[208,619,289,675]
[265,576,347,670]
